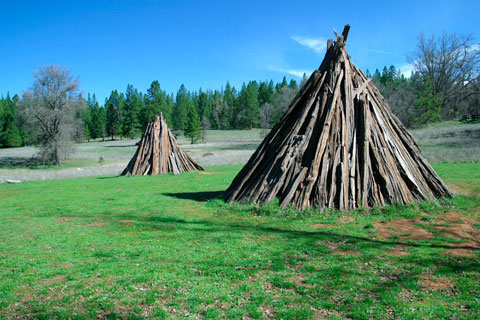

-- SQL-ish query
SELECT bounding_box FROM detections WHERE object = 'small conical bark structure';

[225,25,453,211]
[122,114,203,176]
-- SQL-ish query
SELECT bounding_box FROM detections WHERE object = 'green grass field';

[0,163,479,319]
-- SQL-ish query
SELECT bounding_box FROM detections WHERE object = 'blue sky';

[1,0,478,102]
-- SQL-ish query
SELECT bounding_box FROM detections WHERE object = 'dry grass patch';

[419,274,455,292]
[383,248,411,256]
[70,222,109,228]
[336,217,356,223]
[56,216,77,224]
[331,249,361,256]
[374,211,480,257]
[448,183,480,197]
[374,218,434,240]
[260,304,275,318]
[41,275,66,286]
[311,223,340,229]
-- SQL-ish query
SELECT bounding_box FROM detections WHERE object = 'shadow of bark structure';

[163,191,225,202]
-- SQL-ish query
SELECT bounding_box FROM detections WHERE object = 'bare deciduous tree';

[201,115,210,143]
[21,65,85,165]
[408,32,480,117]
[260,86,298,137]
[260,102,274,138]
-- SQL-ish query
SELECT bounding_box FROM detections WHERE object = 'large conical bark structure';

[225,25,453,211]
[122,114,203,176]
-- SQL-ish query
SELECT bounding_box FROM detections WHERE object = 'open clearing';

[0,121,479,183]
[0,130,264,183]
[0,162,479,319]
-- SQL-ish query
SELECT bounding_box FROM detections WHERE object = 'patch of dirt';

[41,275,66,286]
[434,213,479,245]
[436,212,476,225]
[289,276,313,288]
[70,222,109,228]
[442,248,476,258]
[375,212,480,257]
[419,274,454,291]
[448,183,479,197]
[313,308,345,319]
[20,292,35,303]
[336,217,356,223]
[259,304,275,318]
[198,171,216,174]
[374,218,433,240]
[262,281,273,291]
[57,216,77,224]
[311,223,340,229]
[57,262,74,268]
[331,249,361,256]
[400,288,414,302]
[435,213,480,257]
[93,219,104,222]
[383,248,411,256]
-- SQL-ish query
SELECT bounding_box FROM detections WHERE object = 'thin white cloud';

[369,49,405,58]
[268,66,312,78]
[291,36,327,54]
[468,43,480,52]
[398,63,415,78]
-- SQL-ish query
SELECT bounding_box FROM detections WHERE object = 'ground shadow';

[0,157,45,169]
[112,207,480,253]
[105,145,137,148]
[164,191,225,202]
[210,143,259,151]
[97,176,122,180]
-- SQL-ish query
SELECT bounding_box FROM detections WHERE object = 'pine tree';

[414,79,442,125]
[236,82,260,129]
[211,90,227,129]
[165,94,174,127]
[88,94,104,140]
[172,84,190,131]
[258,81,274,106]
[300,73,308,88]
[141,80,171,130]
[0,94,22,147]
[3,122,22,147]
[224,82,236,128]
[84,121,92,142]
[197,89,212,120]
[289,79,298,91]
[122,84,141,138]
[105,90,123,140]
[184,103,201,144]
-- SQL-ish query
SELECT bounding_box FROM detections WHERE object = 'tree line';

[81,76,303,145]
[0,30,478,165]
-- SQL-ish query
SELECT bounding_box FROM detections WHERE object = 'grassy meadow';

[0,121,479,319]
[0,162,479,319]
